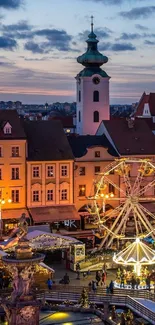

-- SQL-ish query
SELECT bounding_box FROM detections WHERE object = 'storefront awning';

[29,205,80,224]
[2,208,30,220]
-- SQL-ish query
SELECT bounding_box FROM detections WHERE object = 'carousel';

[88,158,155,288]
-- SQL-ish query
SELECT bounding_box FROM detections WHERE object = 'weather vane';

[91,15,94,32]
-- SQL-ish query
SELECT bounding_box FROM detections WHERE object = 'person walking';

[102,271,106,286]
[47,278,52,290]
[92,280,97,293]
[109,280,114,294]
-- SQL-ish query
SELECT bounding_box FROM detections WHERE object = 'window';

[109,184,115,194]
[79,167,85,176]
[79,185,86,197]
[12,167,19,180]
[95,151,100,158]
[4,123,12,134]
[95,166,100,174]
[47,189,53,201]
[93,90,99,102]
[0,169,2,180]
[5,128,11,134]
[33,166,40,178]
[94,111,99,122]
[47,166,54,178]
[0,147,2,157]
[33,190,39,202]
[11,190,19,203]
[61,189,68,200]
[61,165,68,177]
[79,90,81,102]
[12,146,19,157]
[79,111,81,122]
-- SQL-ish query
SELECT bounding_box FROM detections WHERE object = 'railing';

[1,285,155,324]
[37,291,155,324]
[0,285,154,300]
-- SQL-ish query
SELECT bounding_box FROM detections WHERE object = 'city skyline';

[0,0,154,104]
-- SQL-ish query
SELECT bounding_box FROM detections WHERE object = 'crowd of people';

[116,267,152,290]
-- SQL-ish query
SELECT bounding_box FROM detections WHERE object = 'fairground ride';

[87,158,155,274]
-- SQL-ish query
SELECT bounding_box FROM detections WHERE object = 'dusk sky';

[0,0,155,104]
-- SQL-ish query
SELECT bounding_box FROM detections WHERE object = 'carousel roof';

[113,238,155,265]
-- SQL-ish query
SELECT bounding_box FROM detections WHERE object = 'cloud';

[135,24,149,31]
[82,0,124,4]
[144,40,155,45]
[2,20,32,32]
[99,42,136,51]
[24,41,45,54]
[1,20,34,40]
[120,6,155,20]
[24,28,75,53]
[35,28,72,51]
[0,0,23,9]
[81,0,147,5]
[0,36,17,50]
[78,27,112,41]
[117,33,141,40]
[0,61,15,67]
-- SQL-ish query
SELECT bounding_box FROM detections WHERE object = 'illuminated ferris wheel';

[88,158,155,250]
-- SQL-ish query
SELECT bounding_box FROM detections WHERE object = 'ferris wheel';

[88,158,155,250]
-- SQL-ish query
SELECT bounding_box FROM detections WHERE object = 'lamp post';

[0,197,12,240]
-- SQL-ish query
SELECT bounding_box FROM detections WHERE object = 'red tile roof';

[48,116,75,128]
[0,110,26,139]
[135,92,155,117]
[103,118,155,155]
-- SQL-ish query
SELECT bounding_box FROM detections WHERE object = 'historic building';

[0,110,28,232]
[23,120,79,229]
[76,18,110,136]
[68,135,119,229]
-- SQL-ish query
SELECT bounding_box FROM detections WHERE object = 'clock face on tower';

[92,77,100,85]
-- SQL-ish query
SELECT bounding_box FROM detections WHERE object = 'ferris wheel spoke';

[132,206,139,237]
[120,162,132,196]
[99,200,129,249]
[135,204,155,238]
[100,202,125,222]
[106,204,133,248]
[139,203,155,221]
[131,162,147,195]
[137,179,155,197]
[104,176,126,196]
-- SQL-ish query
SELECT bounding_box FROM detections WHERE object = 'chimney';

[127,117,135,129]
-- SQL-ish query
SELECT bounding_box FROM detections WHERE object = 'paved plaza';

[48,261,115,288]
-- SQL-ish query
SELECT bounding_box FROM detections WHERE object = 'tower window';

[94,111,99,123]
[79,111,81,122]
[79,90,81,102]
[93,90,99,102]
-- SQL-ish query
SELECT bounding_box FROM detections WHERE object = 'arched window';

[94,111,99,123]
[78,90,81,102]
[93,90,99,102]
[79,111,81,122]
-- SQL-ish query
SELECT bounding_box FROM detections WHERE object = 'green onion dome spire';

[77,16,108,68]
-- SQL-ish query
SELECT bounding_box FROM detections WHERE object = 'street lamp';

[0,197,12,240]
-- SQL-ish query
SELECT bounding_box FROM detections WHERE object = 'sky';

[0,0,155,104]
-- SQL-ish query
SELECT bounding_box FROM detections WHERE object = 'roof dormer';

[3,122,12,134]
[143,103,151,117]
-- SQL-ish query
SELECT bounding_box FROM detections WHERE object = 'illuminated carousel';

[88,158,155,288]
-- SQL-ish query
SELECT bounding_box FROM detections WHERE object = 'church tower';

[76,17,110,135]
